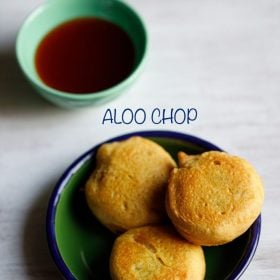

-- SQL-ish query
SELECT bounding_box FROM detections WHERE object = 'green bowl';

[16,0,147,108]
[46,131,261,279]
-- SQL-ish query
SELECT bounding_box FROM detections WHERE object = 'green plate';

[46,131,261,280]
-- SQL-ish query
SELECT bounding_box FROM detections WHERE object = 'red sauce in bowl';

[35,18,135,94]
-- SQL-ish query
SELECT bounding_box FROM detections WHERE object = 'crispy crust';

[85,136,176,233]
[166,151,264,246]
[110,226,205,280]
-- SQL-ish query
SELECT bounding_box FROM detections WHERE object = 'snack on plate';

[110,226,205,280]
[166,151,264,246]
[85,136,176,233]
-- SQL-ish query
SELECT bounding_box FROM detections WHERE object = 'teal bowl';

[46,131,261,279]
[16,0,147,108]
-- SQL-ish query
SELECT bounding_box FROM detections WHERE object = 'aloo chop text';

[102,108,198,125]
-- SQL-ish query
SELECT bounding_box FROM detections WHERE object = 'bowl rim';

[46,130,261,280]
[16,0,148,100]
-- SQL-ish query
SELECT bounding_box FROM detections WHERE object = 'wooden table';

[0,0,278,279]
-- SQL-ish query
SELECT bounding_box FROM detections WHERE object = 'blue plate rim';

[46,130,261,280]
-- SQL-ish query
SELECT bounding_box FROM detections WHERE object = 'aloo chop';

[110,226,205,280]
[166,151,264,246]
[85,136,176,233]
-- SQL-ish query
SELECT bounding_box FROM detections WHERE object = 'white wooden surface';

[0,0,279,279]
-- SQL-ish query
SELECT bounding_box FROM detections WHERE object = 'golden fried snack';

[110,226,205,280]
[166,151,264,246]
[85,136,176,233]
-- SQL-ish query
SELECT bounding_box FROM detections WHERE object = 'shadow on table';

[0,48,61,115]
[22,180,61,280]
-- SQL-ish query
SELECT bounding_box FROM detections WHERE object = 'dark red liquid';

[35,18,135,93]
